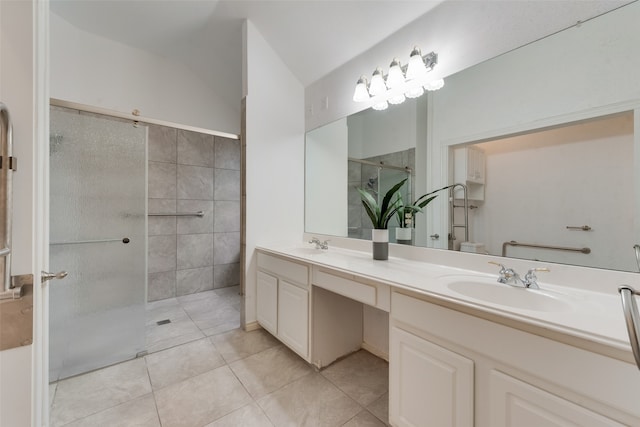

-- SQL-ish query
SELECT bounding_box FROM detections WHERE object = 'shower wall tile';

[148,125,177,163]
[177,130,214,167]
[214,136,240,170]
[177,165,214,200]
[177,200,214,234]
[176,267,214,296]
[214,169,240,201]
[214,201,240,232]
[149,162,177,199]
[148,271,177,301]
[177,233,214,270]
[148,235,177,274]
[214,232,240,265]
[148,127,239,302]
[148,199,176,236]
[214,263,240,289]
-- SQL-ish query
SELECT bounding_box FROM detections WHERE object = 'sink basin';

[442,276,571,312]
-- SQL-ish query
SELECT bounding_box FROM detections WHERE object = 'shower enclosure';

[49,107,147,381]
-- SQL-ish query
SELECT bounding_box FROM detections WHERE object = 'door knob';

[41,271,68,283]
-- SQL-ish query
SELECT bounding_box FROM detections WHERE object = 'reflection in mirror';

[451,112,634,271]
[305,1,639,272]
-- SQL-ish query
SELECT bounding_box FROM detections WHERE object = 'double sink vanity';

[255,239,640,427]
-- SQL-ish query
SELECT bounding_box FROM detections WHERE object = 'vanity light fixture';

[352,46,443,110]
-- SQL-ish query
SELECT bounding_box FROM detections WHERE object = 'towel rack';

[502,240,591,257]
[148,211,204,217]
[619,285,640,370]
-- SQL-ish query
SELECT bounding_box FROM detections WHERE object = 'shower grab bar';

[148,211,204,217]
[1,102,15,294]
[618,285,640,370]
[502,240,591,257]
[51,237,130,245]
[0,247,10,257]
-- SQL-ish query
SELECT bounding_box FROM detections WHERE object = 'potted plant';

[357,178,408,260]
[394,188,442,244]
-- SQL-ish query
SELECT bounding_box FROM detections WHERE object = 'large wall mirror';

[305,1,640,272]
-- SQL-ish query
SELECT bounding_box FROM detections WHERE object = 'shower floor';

[48,285,390,426]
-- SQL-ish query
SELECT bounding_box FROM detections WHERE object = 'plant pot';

[395,227,412,245]
[372,229,389,260]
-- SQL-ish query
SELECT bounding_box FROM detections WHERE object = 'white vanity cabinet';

[256,252,310,360]
[390,290,640,427]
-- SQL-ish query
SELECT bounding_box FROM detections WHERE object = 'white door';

[0,1,49,426]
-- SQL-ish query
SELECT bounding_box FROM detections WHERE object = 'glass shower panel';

[49,108,147,381]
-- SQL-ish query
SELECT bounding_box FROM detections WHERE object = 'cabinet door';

[489,370,625,427]
[277,280,309,358]
[390,326,474,427]
[257,271,278,335]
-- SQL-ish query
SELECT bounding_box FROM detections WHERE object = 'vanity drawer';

[312,267,390,311]
[257,252,309,288]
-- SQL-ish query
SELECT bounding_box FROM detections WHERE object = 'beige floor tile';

[213,285,241,304]
[229,345,313,399]
[185,301,240,331]
[176,289,220,305]
[154,365,252,427]
[50,358,151,427]
[145,314,204,353]
[211,328,280,363]
[145,330,205,354]
[367,392,389,426]
[321,350,389,406]
[257,373,362,427]
[342,410,387,427]
[201,316,241,337]
[63,394,160,427]
[145,298,184,326]
[145,338,225,390]
[204,402,274,427]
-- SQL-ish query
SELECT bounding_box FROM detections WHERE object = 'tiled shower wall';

[147,124,240,301]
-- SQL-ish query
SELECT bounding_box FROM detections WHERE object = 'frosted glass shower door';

[49,108,147,381]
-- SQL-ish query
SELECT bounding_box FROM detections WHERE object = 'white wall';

[50,12,240,135]
[473,114,634,271]
[306,118,348,236]
[243,20,305,324]
[0,1,40,425]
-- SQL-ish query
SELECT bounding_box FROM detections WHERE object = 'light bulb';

[352,76,370,102]
[389,94,406,105]
[424,78,445,91]
[406,47,428,80]
[386,58,405,89]
[369,68,387,96]
[372,100,388,111]
[405,86,424,98]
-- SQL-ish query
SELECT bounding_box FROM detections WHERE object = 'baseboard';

[244,321,261,332]
[361,342,389,362]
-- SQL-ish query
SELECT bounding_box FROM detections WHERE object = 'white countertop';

[256,243,633,360]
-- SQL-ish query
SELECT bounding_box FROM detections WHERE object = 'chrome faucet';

[309,237,329,250]
[489,262,549,289]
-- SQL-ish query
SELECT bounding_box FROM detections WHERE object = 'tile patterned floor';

[49,285,390,426]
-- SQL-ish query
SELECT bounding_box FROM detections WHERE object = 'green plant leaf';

[380,178,408,222]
